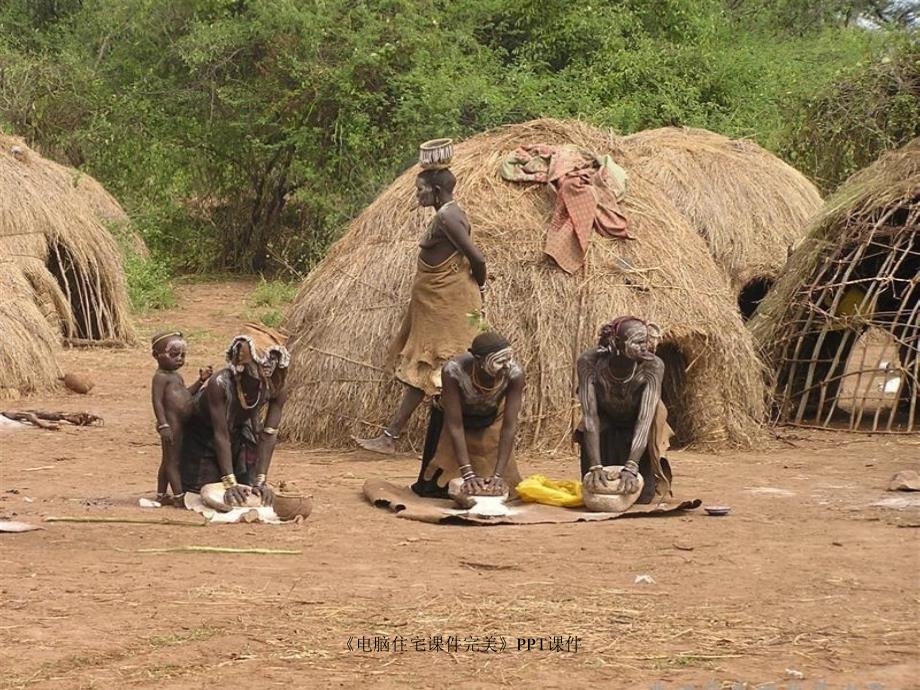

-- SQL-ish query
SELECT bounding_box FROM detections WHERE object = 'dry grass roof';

[749,138,919,432]
[0,134,134,397]
[284,119,767,451]
[621,127,822,293]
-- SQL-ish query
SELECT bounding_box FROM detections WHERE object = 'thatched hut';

[749,139,919,433]
[0,134,134,398]
[620,127,823,318]
[284,119,766,451]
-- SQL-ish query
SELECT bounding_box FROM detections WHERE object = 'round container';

[582,466,644,513]
[273,492,313,521]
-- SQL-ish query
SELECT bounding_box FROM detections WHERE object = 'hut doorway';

[738,276,773,321]
[46,242,105,340]
[657,342,693,448]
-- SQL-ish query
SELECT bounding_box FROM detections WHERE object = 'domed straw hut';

[620,127,823,319]
[750,139,919,433]
[0,134,134,398]
[284,119,766,451]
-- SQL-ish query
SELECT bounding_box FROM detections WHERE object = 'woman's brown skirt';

[412,404,522,498]
[388,253,482,397]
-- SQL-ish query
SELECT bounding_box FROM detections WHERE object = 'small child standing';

[150,331,212,505]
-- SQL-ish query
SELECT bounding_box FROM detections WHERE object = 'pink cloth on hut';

[503,145,631,273]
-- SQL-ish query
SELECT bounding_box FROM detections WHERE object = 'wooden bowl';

[273,492,313,521]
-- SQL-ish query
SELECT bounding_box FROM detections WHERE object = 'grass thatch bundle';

[0,134,134,397]
[285,119,766,451]
[750,138,919,433]
[620,127,822,317]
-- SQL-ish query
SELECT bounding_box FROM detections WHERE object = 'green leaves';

[0,0,906,275]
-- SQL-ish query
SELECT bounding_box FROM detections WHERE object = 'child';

[150,331,212,505]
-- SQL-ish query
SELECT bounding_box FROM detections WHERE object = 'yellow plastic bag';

[516,474,584,508]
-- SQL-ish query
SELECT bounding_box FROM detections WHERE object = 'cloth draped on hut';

[501,144,631,273]
[388,253,482,396]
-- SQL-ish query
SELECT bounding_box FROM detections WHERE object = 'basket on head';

[419,138,454,170]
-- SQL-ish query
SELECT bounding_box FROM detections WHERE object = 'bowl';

[704,505,731,516]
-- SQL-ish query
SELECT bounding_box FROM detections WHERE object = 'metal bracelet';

[255,473,267,486]
[263,427,278,436]
[157,423,170,431]
[221,474,238,489]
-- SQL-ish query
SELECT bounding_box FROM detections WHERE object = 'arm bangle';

[254,473,267,485]
[263,427,278,436]
[589,464,604,471]
[157,423,170,430]
[221,474,238,489]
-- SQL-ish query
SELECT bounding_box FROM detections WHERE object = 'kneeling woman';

[180,325,289,507]
[412,332,525,498]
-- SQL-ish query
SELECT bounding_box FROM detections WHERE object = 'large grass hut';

[284,119,766,450]
[750,139,919,433]
[0,134,134,398]
[620,127,823,318]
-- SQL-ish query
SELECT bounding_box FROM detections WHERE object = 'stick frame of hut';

[751,139,919,433]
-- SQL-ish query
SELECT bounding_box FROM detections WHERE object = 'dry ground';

[1,281,918,690]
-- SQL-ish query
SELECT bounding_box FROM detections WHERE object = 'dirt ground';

[1,281,918,690]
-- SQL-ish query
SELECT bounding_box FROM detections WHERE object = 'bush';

[780,37,920,193]
[0,0,905,273]
[123,252,177,313]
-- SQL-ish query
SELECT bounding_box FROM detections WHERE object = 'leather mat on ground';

[363,479,701,526]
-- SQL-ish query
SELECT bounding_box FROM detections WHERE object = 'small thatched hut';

[284,119,766,451]
[0,134,134,398]
[620,127,823,318]
[750,139,919,433]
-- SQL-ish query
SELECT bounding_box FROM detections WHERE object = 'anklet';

[383,429,400,440]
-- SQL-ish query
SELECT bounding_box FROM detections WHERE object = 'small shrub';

[124,252,176,313]
[249,279,297,309]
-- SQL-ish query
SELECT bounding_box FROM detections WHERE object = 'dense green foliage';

[0,0,913,285]
[782,36,920,192]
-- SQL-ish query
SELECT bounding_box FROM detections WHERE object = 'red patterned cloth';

[502,145,631,273]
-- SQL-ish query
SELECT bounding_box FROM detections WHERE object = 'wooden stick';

[305,346,386,373]
[62,337,127,349]
[45,516,206,527]
[132,546,302,555]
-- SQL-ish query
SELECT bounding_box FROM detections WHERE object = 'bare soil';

[1,281,918,690]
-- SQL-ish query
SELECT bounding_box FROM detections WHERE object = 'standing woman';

[412,332,525,499]
[353,139,487,455]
